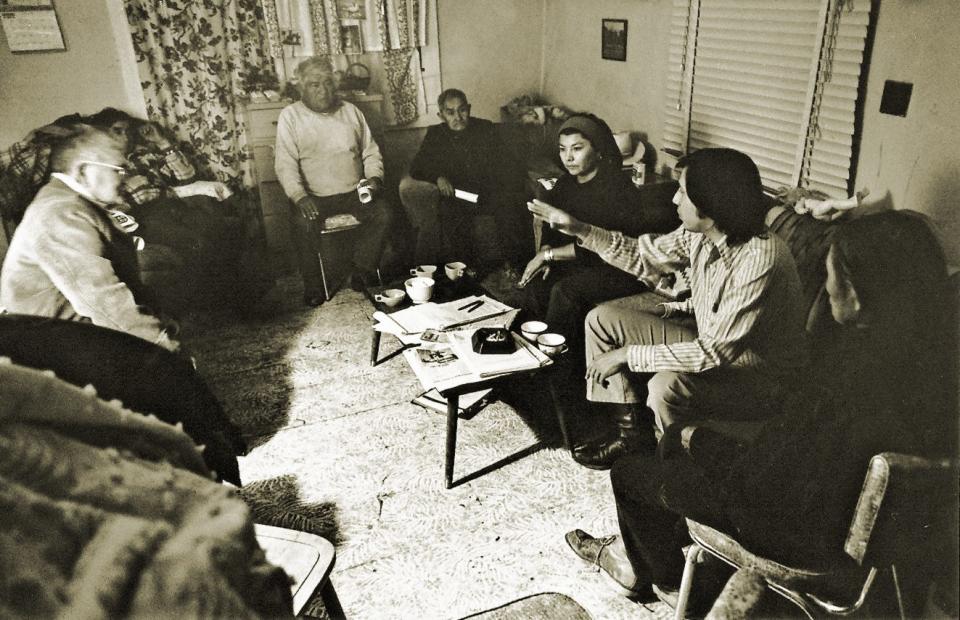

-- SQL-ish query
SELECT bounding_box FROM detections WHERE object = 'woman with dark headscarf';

[517,114,663,384]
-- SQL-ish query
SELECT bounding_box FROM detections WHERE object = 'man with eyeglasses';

[0,125,180,352]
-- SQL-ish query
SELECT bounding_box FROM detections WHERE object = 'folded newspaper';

[373,295,516,335]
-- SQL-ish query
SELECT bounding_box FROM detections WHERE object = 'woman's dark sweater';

[541,165,640,268]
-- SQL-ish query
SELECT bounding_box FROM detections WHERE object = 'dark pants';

[0,314,244,484]
[288,192,391,298]
[399,176,529,267]
[523,262,647,379]
[610,450,731,589]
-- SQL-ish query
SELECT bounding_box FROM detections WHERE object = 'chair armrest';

[845,451,959,566]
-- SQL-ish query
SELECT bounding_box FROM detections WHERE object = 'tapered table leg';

[370,329,381,366]
[445,394,459,489]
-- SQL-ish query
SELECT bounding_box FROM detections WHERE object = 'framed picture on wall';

[601,18,627,61]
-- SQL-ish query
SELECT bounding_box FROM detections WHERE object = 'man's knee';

[399,176,439,226]
[647,371,689,431]
[584,303,623,342]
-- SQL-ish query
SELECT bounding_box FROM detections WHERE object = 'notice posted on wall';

[1,6,65,53]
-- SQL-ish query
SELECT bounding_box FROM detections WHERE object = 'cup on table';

[374,288,406,307]
[410,265,438,279]
[520,320,548,342]
[536,333,568,357]
[357,179,373,204]
[405,277,435,304]
[445,261,467,281]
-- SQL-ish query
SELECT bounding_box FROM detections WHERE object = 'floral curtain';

[123,0,274,187]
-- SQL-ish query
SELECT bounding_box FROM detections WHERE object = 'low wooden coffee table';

[366,276,560,489]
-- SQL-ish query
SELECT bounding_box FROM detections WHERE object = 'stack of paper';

[447,329,552,378]
[373,295,514,335]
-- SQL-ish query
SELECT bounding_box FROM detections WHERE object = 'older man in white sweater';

[275,56,392,306]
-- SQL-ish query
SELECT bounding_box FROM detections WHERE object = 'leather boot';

[572,404,654,470]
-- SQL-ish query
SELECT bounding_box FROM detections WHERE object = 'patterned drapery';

[376,0,423,124]
[123,0,274,187]
[262,0,426,125]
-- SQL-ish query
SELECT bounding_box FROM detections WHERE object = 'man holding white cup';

[275,57,392,307]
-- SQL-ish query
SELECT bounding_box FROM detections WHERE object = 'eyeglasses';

[79,160,128,178]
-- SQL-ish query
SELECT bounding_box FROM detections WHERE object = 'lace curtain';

[262,0,427,125]
[123,0,274,187]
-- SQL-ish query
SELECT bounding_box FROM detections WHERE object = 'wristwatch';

[543,247,554,263]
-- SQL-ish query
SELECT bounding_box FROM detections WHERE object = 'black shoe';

[304,294,325,307]
[564,529,653,599]
[572,437,634,470]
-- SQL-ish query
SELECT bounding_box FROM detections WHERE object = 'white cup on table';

[445,261,467,281]
[405,277,435,304]
[374,288,406,307]
[520,320,548,342]
[410,265,438,279]
[536,333,568,357]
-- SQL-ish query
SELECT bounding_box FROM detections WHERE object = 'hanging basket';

[337,63,370,92]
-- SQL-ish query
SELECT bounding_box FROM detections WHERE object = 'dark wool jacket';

[409,117,520,201]
[677,320,955,568]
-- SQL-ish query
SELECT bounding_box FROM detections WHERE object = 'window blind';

[801,2,871,196]
[664,0,871,197]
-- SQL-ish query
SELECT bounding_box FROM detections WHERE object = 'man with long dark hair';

[527,148,806,469]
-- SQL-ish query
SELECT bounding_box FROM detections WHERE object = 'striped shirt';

[580,224,807,375]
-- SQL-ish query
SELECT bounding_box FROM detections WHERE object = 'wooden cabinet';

[244,94,385,261]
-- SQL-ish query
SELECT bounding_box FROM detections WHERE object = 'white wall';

[540,0,672,147]
[539,0,960,264]
[437,0,544,122]
[854,0,960,266]
[0,0,144,147]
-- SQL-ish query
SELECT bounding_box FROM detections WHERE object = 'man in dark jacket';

[401,89,527,269]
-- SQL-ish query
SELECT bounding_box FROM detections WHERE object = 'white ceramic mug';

[357,179,373,204]
[374,288,406,307]
[410,265,438,278]
[445,261,467,281]
[520,320,548,342]
[537,333,568,356]
[405,277,435,304]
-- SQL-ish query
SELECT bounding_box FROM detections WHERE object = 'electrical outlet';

[281,29,302,46]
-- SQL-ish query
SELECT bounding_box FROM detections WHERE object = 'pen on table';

[466,300,484,313]
[457,299,481,311]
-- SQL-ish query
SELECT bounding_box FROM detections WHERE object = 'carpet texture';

[181,273,675,619]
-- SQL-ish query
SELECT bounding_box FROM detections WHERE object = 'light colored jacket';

[0,178,176,351]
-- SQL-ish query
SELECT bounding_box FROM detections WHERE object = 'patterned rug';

[181,273,674,619]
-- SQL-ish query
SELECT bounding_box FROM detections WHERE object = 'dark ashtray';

[471,327,516,354]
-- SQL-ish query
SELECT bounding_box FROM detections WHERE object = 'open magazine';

[373,294,516,335]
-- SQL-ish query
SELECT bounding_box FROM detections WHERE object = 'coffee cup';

[405,276,435,304]
[374,288,406,307]
[536,333,568,356]
[520,320,548,342]
[410,265,438,278]
[357,179,373,204]
[444,261,467,281]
